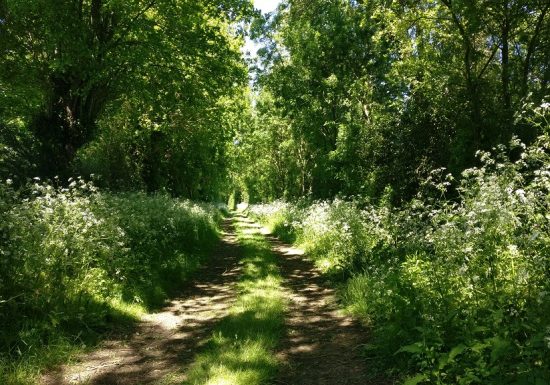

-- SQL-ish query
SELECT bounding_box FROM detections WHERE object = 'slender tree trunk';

[465,48,483,152]
[441,0,483,154]
[521,4,549,97]
[501,11,511,112]
[500,3,512,142]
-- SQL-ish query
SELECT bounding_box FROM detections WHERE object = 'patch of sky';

[242,0,281,58]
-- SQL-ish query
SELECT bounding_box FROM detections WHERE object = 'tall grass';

[249,136,550,384]
[0,179,221,384]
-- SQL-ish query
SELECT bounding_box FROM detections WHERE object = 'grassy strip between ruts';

[183,215,287,385]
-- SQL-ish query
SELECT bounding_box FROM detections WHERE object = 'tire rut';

[261,227,388,385]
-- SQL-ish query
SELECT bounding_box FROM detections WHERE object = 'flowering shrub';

[0,180,220,369]
[248,200,306,243]
[249,198,393,275]
[249,135,550,384]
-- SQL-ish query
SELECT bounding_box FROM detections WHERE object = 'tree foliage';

[1,1,549,383]
[241,0,550,203]
[0,0,253,198]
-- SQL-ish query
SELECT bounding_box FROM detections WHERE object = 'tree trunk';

[500,2,512,142]
[521,4,549,97]
[33,73,108,177]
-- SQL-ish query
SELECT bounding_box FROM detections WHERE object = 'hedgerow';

[0,180,220,382]
[249,135,550,384]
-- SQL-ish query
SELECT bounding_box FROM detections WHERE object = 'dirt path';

[42,216,385,385]
[42,218,242,385]
[261,226,386,385]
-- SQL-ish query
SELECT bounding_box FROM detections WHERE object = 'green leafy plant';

[0,179,221,384]
[249,135,550,384]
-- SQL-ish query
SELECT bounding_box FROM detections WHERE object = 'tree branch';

[522,3,549,96]
[477,42,499,80]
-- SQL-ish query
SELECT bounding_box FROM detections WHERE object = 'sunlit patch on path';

[183,214,287,385]
[41,219,242,385]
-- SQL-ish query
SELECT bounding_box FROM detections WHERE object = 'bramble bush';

[249,134,550,384]
[0,180,220,382]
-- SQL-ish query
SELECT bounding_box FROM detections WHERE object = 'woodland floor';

[41,215,384,385]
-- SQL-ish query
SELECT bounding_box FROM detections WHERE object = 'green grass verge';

[0,300,143,385]
[184,216,287,385]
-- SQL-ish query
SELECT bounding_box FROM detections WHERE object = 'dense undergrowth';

[249,135,550,385]
[0,180,221,384]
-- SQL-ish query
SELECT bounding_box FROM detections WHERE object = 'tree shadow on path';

[242,214,391,385]
[42,219,242,385]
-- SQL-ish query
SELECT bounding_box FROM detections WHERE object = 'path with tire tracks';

[42,215,385,385]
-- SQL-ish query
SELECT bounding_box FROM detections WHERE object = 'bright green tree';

[0,0,253,183]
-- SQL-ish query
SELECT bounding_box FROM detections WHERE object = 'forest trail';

[41,219,242,385]
[253,220,385,385]
[42,215,380,385]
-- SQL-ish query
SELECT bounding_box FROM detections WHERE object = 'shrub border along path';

[41,217,243,385]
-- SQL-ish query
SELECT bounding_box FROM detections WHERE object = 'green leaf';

[471,341,489,353]
[449,343,467,360]
[395,342,424,355]
[472,326,489,334]
[403,374,428,385]
[489,337,511,363]
[439,343,468,370]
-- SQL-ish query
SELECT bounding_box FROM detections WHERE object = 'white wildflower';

[515,189,527,203]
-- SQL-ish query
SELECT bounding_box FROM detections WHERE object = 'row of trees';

[1,0,253,199]
[237,4,550,382]
[235,0,549,203]
[1,3,257,379]
[2,0,548,203]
